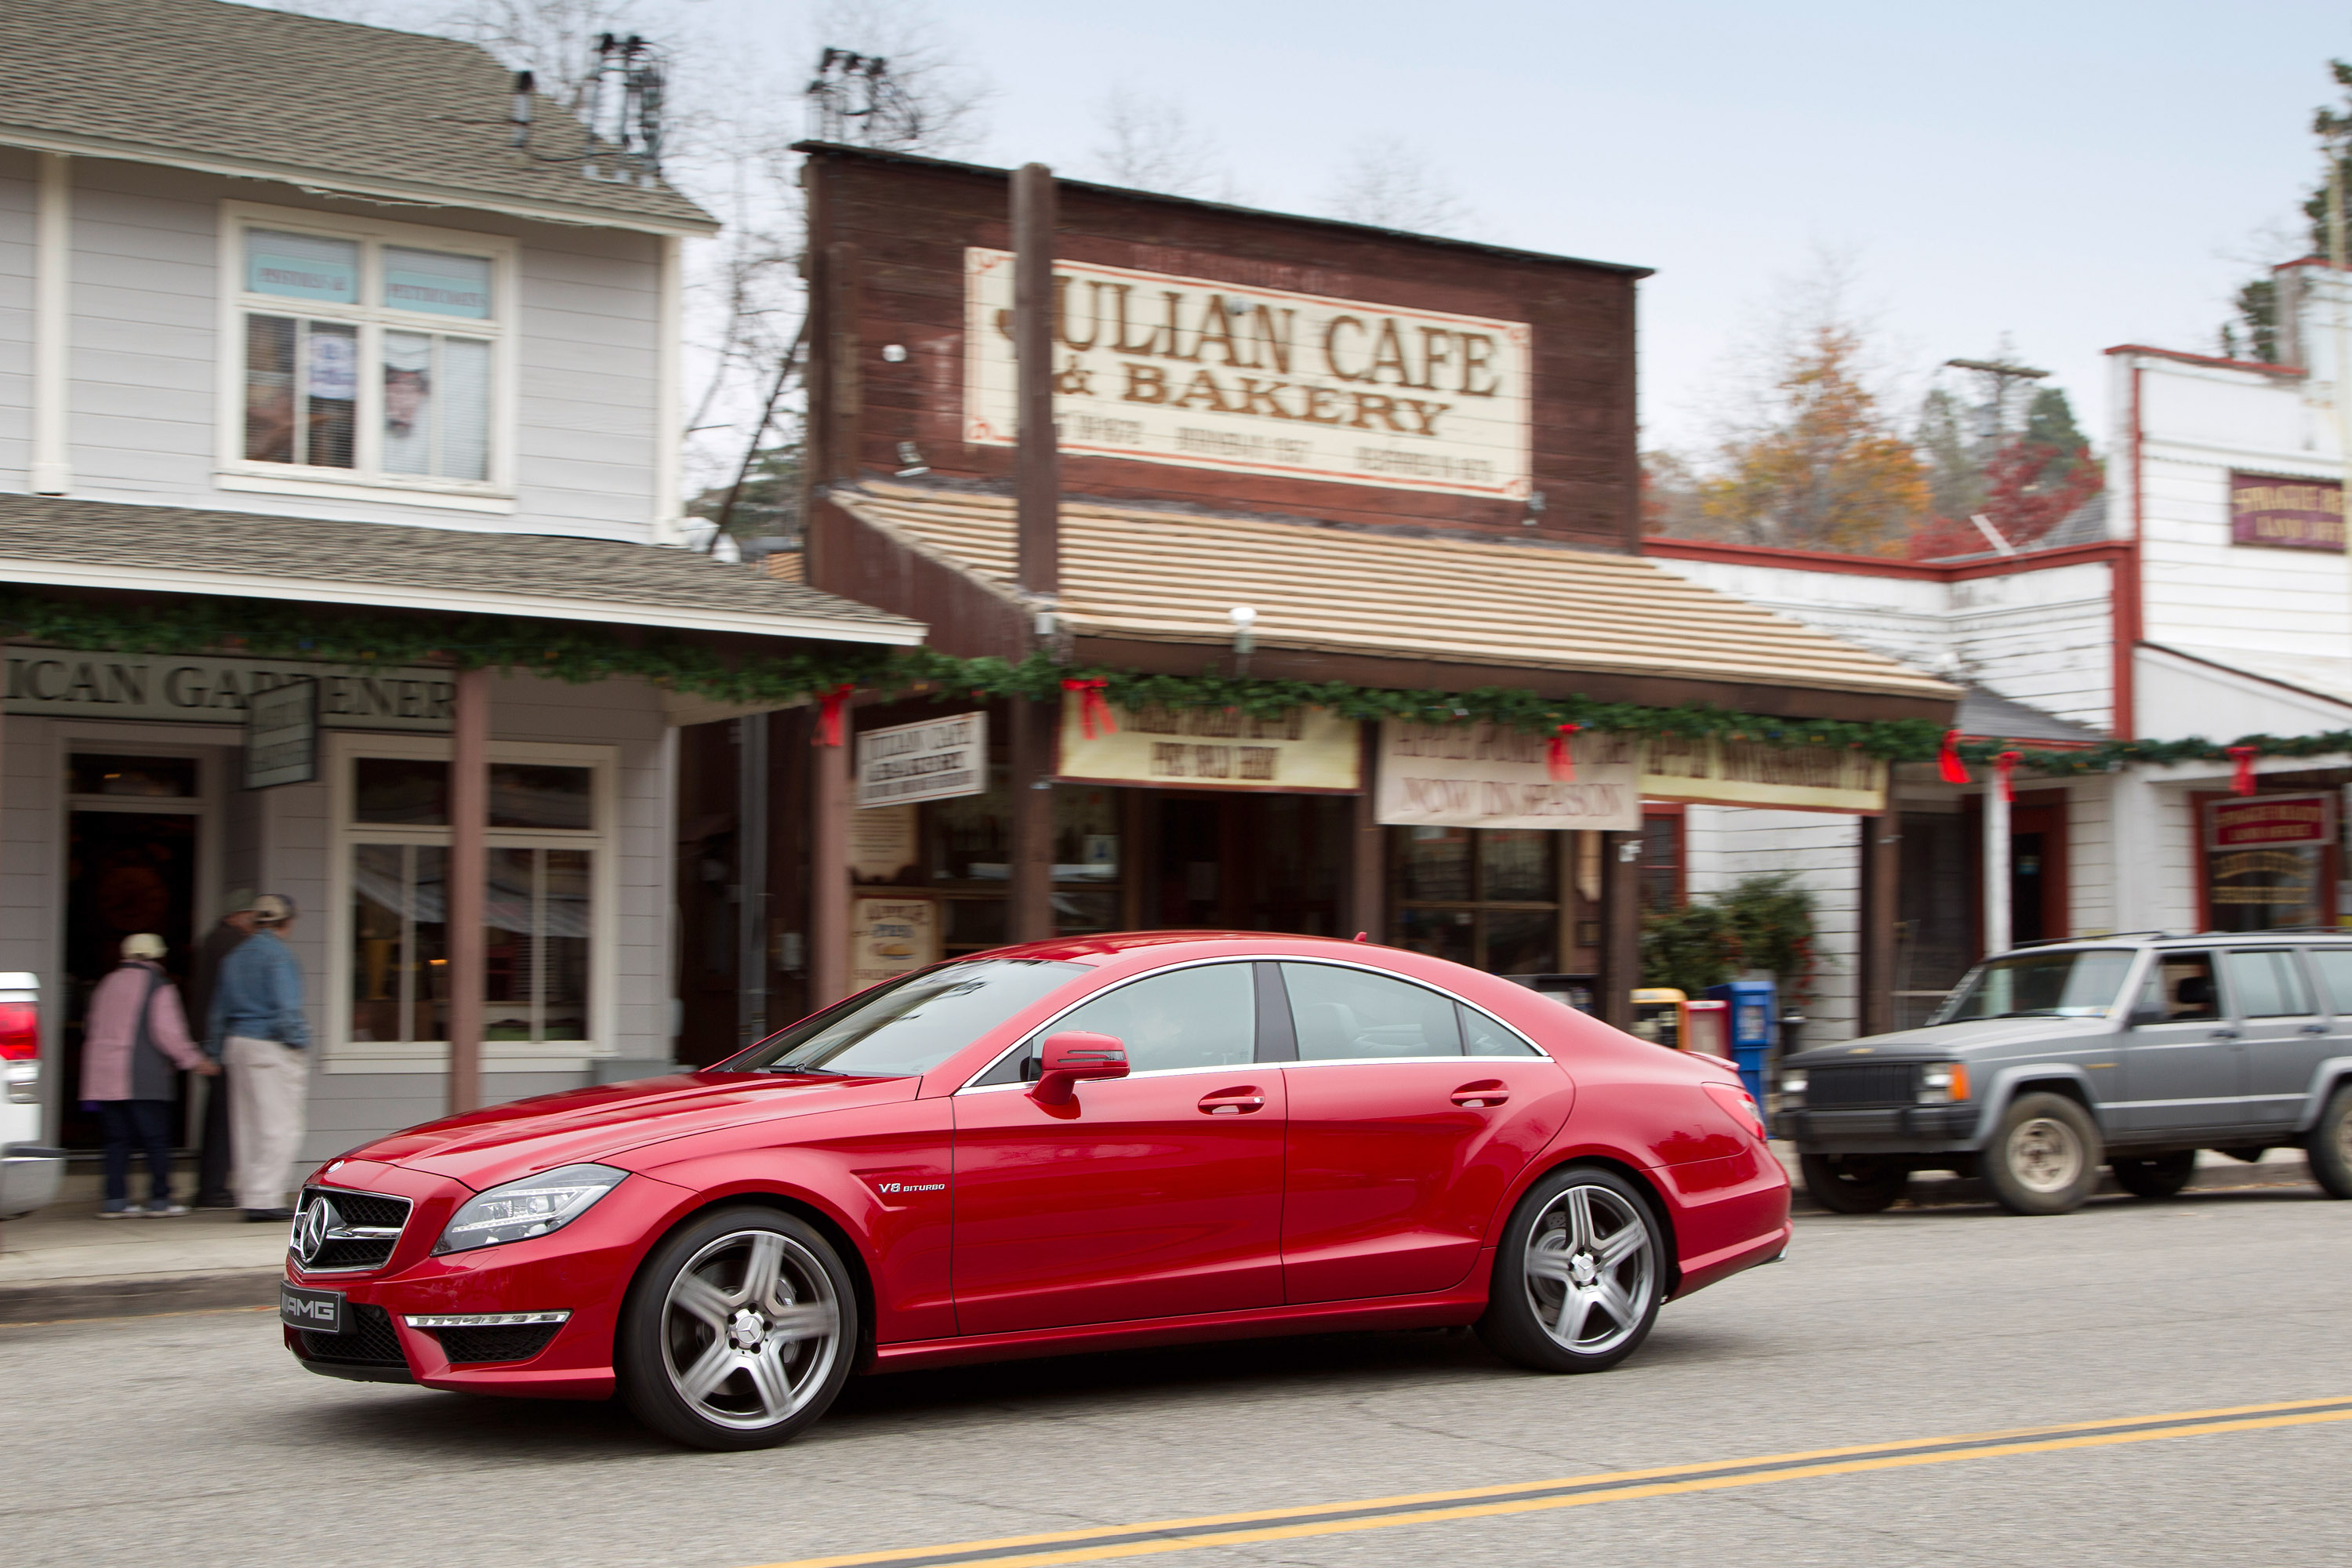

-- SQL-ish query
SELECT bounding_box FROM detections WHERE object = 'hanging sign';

[1057,699,1361,793]
[964,249,1532,500]
[242,677,318,789]
[1639,736,1888,814]
[856,712,987,808]
[1376,721,1639,829]
[2207,793,2334,848]
[4,651,452,731]
[850,897,940,990]
[2230,471,2343,552]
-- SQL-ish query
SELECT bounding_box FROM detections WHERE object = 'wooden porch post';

[1598,829,1642,1031]
[446,667,488,1116]
[1348,724,1384,938]
[1857,812,1900,1038]
[810,714,852,1006]
[1008,162,1060,944]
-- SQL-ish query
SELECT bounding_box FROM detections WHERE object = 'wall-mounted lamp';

[881,343,909,363]
[895,441,927,477]
[1229,605,1257,674]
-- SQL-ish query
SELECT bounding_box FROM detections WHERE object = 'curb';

[0,1266,281,1325]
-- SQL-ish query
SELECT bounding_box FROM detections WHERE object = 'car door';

[2218,948,2328,1135]
[2116,949,2244,1139]
[949,961,1285,1336]
[1275,960,1573,1305]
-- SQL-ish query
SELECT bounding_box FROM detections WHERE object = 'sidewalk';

[0,1205,287,1323]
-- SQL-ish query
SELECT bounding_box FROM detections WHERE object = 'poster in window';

[851,898,938,990]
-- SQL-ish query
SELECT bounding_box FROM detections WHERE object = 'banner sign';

[1639,736,1888,814]
[856,712,987,808]
[851,897,939,991]
[1376,721,1639,830]
[2207,793,2334,849]
[5,652,451,732]
[2230,471,2343,552]
[1058,699,1361,793]
[964,249,1532,500]
[242,678,318,789]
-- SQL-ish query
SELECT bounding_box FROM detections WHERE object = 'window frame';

[1388,826,1566,974]
[216,201,519,514]
[324,731,616,1073]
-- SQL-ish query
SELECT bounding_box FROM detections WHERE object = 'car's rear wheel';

[618,1206,855,1450]
[2307,1083,2352,1200]
[1477,1166,1662,1374]
[1984,1093,2101,1215]
[1798,1153,1910,1214]
[2110,1150,2196,1199]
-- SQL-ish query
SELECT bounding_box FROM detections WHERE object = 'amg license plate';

[279,1283,345,1334]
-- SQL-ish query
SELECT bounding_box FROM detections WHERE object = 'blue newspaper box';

[1704,979,1777,1105]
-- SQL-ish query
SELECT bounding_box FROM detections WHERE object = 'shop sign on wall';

[2230,472,2343,551]
[4,650,452,731]
[1057,698,1361,792]
[1638,736,1888,814]
[850,897,939,990]
[2207,793,2334,848]
[856,712,986,808]
[849,804,921,882]
[242,677,318,789]
[964,249,1532,500]
[1375,721,1638,829]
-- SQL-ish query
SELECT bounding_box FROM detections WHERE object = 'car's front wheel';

[2110,1151,2196,1199]
[2307,1083,2352,1200]
[618,1206,856,1450]
[1477,1166,1663,1374]
[1798,1153,1910,1214]
[1984,1093,2101,1215]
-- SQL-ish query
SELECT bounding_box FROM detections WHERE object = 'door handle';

[1451,1080,1509,1109]
[1197,1089,1265,1115]
[2209,1027,2240,1040]
[2301,1022,2331,1034]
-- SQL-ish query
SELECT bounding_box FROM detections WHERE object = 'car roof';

[949,930,1392,965]
[1998,931,2352,956]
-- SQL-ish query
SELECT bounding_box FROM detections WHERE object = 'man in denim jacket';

[208,894,310,1221]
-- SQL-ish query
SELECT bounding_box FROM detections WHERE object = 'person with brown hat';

[185,889,260,1209]
[208,894,309,1221]
[82,933,219,1217]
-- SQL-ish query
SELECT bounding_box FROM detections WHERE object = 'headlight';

[1916,1063,1970,1104]
[1778,1070,1808,1102]
[433,1163,626,1255]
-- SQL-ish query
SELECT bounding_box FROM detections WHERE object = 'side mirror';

[1030,1030,1128,1105]
[2126,1005,2166,1028]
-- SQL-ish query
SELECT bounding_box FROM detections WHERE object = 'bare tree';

[1089,87,1237,200]
[1325,136,1472,236]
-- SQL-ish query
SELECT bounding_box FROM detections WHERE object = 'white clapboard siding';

[1684,805,1863,1044]
[0,154,30,481]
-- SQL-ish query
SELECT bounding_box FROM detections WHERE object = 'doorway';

[63,808,201,1150]
[1149,793,1348,935]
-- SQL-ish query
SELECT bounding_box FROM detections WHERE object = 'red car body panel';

[285,933,1789,1399]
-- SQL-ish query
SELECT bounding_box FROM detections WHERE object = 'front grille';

[293,1186,412,1273]
[1806,1062,1918,1108]
[296,1303,408,1369]
[431,1321,563,1365]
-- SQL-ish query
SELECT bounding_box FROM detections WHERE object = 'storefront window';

[1640,810,1685,913]
[2208,847,2324,930]
[485,848,592,1041]
[1392,826,1562,974]
[350,843,448,1044]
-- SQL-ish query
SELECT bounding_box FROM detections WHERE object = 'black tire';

[1476,1165,1664,1374]
[617,1205,857,1450]
[1984,1092,2102,1215]
[2110,1150,2196,1200]
[1799,1153,1911,1214]
[2307,1083,2352,1200]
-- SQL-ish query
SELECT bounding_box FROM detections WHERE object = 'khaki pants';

[225,1036,309,1211]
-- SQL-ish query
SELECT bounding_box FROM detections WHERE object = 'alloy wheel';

[2008,1116,2085,1194]
[659,1228,841,1432]
[1522,1184,1655,1356]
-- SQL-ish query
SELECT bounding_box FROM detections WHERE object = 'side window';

[2138,953,2219,1022]
[1283,964,1463,1060]
[2306,948,2352,1015]
[1460,1004,1543,1057]
[978,964,1256,1083]
[2220,950,2313,1018]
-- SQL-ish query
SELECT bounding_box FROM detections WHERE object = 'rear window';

[2303,948,2352,1015]
[2220,949,2313,1018]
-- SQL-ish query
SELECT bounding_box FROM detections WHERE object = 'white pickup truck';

[0,974,63,1218]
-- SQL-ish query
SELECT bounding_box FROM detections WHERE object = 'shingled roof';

[5,0,714,234]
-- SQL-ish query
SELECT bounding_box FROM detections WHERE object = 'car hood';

[1789,1015,2115,1062]
[351,1072,920,1189]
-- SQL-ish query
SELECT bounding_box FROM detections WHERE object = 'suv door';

[2219,947,2328,1135]
[2116,950,2243,1139]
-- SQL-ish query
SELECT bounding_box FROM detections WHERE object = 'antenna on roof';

[583,33,666,186]
[805,48,924,148]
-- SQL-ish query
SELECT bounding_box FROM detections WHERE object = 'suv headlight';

[1777,1069,1808,1104]
[1916,1063,1970,1105]
[433,1163,627,1255]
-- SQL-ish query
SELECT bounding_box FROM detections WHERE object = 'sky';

[707,0,2352,457]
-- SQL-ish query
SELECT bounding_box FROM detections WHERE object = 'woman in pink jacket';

[81,934,218,1217]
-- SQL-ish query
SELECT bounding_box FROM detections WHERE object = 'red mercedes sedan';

[280,934,1789,1449]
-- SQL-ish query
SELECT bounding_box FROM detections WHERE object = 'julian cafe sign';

[4,651,453,732]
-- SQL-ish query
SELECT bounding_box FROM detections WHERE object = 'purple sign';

[2231,471,2343,551]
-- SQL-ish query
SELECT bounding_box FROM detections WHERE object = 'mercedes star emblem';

[293,1196,338,1265]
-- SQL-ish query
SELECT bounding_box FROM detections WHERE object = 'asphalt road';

[4,1165,2347,1568]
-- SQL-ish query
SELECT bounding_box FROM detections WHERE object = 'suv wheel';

[1985,1092,2100,1215]
[1798,1153,1910,1214]
[2110,1150,2195,1200]
[2307,1083,2352,1200]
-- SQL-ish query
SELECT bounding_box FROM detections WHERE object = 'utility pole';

[1942,357,2050,452]
[2331,139,2352,664]
[1007,162,1059,943]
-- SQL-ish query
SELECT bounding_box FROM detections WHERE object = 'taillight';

[1703,1080,1766,1141]
[0,1002,36,1062]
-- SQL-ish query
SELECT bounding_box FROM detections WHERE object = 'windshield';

[720,959,1084,1078]
[1932,948,2137,1024]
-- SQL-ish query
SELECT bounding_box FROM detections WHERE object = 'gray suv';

[1777,933,2352,1215]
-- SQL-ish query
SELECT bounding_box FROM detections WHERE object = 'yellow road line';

[750,1397,2352,1568]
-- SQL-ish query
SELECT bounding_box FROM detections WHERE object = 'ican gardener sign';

[964,250,1532,499]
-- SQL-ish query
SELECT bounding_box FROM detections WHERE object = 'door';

[2230,947,2339,1134]
[2117,950,2243,1139]
[950,961,1283,1335]
[1275,960,1573,1305]
[63,807,200,1150]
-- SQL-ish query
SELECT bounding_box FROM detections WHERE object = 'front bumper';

[1777,1104,1980,1152]
[281,1160,687,1400]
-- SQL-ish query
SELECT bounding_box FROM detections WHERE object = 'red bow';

[2227,744,2259,796]
[1063,677,1117,738]
[1547,722,1582,782]
[1937,728,1969,785]
[811,684,854,748]
[1994,750,2021,804]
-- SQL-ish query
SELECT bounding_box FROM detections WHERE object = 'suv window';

[2138,953,2220,1022]
[1283,963,1463,1059]
[2219,949,2313,1018]
[976,962,1256,1084]
[2306,948,2352,1015]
